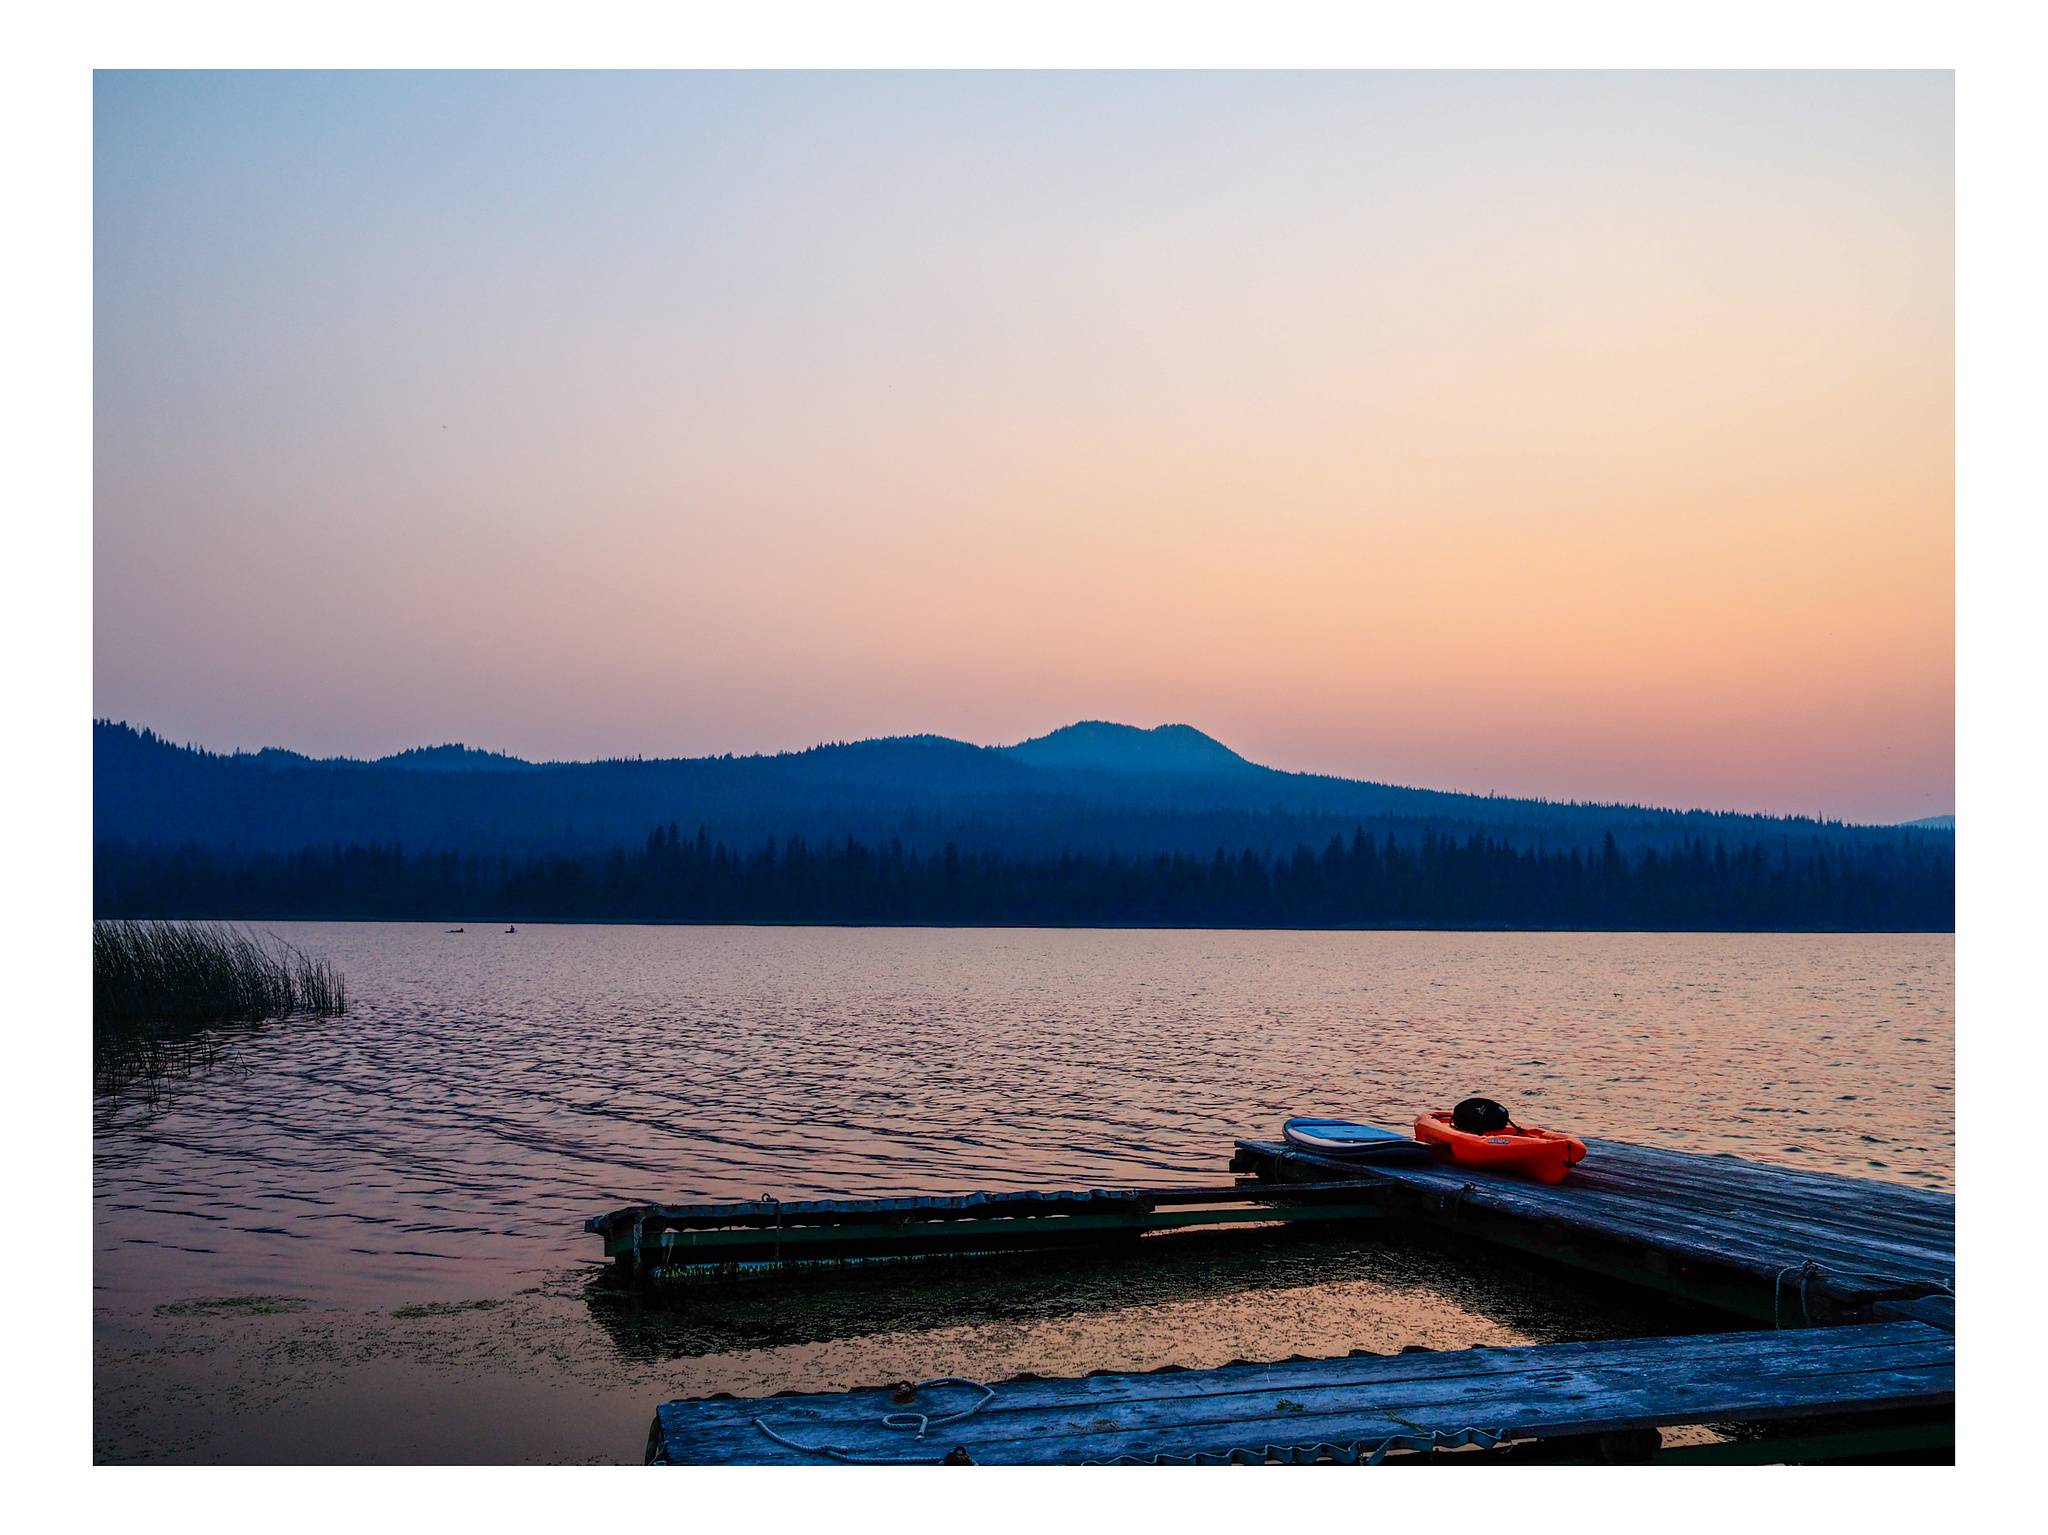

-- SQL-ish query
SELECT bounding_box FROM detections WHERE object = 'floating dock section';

[1232,1136,1954,1329]
[646,1321,1953,1465]
[588,1181,1386,1283]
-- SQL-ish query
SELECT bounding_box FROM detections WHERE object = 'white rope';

[880,1377,996,1438]
[752,1377,996,1464]
[1773,1257,1953,1328]
[1774,1259,1821,1328]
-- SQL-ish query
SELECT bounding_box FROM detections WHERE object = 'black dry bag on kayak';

[1452,1097,1513,1134]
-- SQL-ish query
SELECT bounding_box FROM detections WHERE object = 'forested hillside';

[95,719,1950,928]
[96,822,1950,931]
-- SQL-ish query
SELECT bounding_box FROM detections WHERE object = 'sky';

[93,70,1953,823]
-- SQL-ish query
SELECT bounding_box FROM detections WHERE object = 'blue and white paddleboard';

[1282,1117,1435,1159]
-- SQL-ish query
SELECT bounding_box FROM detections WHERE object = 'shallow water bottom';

[95,1226,1731,1464]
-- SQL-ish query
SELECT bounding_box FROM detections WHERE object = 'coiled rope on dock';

[748,1377,1507,1465]
[751,1377,996,1464]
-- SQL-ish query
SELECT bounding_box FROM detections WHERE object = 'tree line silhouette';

[96,822,1952,930]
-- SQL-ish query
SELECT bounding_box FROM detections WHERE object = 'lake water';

[94,925,1954,1314]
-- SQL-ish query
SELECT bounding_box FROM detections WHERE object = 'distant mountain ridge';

[247,742,542,772]
[239,720,1273,781]
[94,718,1950,872]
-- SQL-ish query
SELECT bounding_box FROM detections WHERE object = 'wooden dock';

[645,1320,1953,1465]
[621,1134,1956,1465]
[1232,1137,1954,1329]
[591,1135,1953,1331]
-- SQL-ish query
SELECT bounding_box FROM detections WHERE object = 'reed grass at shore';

[94,920,346,1029]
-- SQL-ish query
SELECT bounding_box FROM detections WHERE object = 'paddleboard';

[1281,1117,1442,1161]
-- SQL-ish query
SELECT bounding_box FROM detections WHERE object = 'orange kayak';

[1413,1111,1587,1184]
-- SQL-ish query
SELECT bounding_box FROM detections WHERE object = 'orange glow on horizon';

[94,72,1953,822]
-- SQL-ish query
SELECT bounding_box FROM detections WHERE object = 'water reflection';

[93,1019,260,1108]
[95,925,1953,1313]
[579,1223,1707,1364]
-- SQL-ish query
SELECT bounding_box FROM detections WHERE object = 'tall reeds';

[94,920,347,1029]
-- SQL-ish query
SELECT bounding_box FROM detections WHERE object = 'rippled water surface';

[95,925,1953,1310]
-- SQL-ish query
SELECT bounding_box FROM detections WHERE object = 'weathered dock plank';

[646,1321,1953,1465]
[589,1181,1392,1280]
[1232,1138,1953,1324]
[1871,1293,1956,1331]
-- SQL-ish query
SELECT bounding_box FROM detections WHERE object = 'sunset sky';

[93,70,1953,823]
